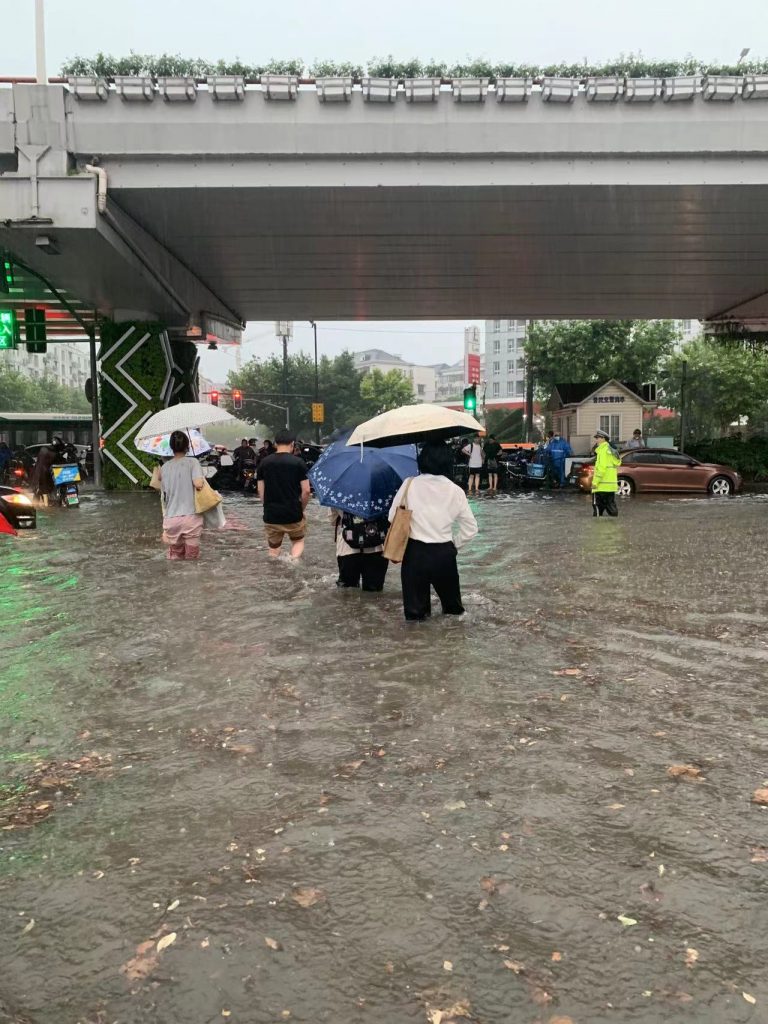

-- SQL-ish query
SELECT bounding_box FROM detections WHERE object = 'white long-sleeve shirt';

[388,474,478,548]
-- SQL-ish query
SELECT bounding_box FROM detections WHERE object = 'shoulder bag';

[194,477,222,515]
[382,477,414,563]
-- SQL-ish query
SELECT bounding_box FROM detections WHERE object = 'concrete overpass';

[3,76,768,327]
[2,75,768,486]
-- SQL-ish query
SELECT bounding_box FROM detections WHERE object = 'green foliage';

[227,350,373,437]
[659,336,768,440]
[359,368,416,414]
[61,51,768,82]
[0,360,89,413]
[687,435,768,480]
[526,319,677,396]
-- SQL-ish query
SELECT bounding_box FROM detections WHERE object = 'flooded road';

[1,489,767,1024]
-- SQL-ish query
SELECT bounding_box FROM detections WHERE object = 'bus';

[0,412,93,449]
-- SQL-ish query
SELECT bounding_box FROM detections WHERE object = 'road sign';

[0,309,18,350]
[466,352,481,385]
[311,402,325,423]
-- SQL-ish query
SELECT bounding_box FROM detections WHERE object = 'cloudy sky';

[8,0,764,375]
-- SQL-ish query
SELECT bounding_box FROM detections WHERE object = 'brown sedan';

[577,448,742,496]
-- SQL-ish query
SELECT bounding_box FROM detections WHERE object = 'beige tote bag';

[382,478,414,563]
[194,478,222,514]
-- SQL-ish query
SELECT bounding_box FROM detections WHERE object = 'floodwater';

[1,489,767,1024]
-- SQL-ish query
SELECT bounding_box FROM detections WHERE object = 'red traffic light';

[232,389,243,411]
[210,389,219,406]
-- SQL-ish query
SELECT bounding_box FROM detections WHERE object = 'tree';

[525,319,677,395]
[659,337,768,439]
[359,368,416,414]
[0,363,90,413]
[226,350,372,437]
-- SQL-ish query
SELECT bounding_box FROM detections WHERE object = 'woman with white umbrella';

[157,431,206,560]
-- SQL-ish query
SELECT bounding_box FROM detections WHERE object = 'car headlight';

[4,493,33,506]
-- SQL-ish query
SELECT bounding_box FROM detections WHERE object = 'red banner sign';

[466,353,481,385]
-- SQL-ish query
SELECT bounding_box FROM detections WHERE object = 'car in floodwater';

[0,485,36,529]
[577,447,742,497]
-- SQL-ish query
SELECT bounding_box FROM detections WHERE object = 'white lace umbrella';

[134,402,234,444]
[347,404,482,449]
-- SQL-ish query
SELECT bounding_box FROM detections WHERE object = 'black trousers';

[337,552,388,592]
[593,492,619,517]
[401,539,464,621]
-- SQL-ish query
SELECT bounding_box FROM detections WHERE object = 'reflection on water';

[1,490,767,1023]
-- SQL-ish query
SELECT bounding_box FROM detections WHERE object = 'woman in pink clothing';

[157,431,205,560]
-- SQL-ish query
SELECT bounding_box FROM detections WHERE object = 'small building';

[548,380,654,454]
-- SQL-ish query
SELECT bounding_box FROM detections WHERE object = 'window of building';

[682,320,692,331]
[492,382,500,397]
[599,414,621,442]
[507,339,515,353]
[417,384,425,396]
[517,357,526,370]
[516,380,525,395]
[493,320,501,332]
[507,380,515,396]
[492,339,500,354]
[492,361,500,374]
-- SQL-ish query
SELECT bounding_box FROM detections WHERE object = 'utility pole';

[88,327,102,488]
[525,363,535,442]
[35,0,47,84]
[310,320,320,443]
[274,321,293,430]
[679,359,688,453]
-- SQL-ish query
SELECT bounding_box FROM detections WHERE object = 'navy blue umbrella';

[308,436,418,519]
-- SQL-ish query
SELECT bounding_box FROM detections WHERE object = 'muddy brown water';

[1,490,767,1024]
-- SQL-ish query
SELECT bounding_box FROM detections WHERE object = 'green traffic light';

[463,386,477,412]
[0,309,18,350]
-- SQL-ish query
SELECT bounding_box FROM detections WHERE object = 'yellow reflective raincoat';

[591,441,621,493]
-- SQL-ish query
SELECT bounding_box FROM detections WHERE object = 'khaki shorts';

[265,518,307,547]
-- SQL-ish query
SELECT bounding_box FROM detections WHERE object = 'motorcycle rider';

[232,437,257,487]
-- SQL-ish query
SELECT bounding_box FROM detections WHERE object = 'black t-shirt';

[483,441,502,461]
[256,453,307,524]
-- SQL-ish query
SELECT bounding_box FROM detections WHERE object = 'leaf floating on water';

[156,931,177,952]
[292,886,324,908]
[607,803,625,810]
[549,1018,576,1024]
[503,959,525,974]
[21,918,35,934]
[666,764,703,781]
[265,936,282,950]
[166,898,180,912]
[752,788,768,805]
[443,800,466,811]
[426,1000,471,1024]
[750,847,768,863]
[443,960,453,972]
[120,940,159,981]
[617,914,638,927]
[743,992,757,1005]
[552,668,583,677]
[551,951,563,962]
[684,947,699,968]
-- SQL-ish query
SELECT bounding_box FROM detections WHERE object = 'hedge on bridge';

[61,53,768,83]
[687,436,768,481]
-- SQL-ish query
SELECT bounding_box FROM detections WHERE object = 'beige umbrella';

[347,404,482,448]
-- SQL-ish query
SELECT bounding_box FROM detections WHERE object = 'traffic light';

[25,308,47,354]
[0,260,13,295]
[210,389,219,406]
[232,388,243,411]
[0,309,18,350]
[463,384,477,413]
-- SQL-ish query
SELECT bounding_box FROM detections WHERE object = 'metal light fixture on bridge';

[662,76,701,101]
[260,75,298,100]
[316,77,353,102]
[35,234,60,256]
[585,76,624,102]
[114,76,155,102]
[361,77,398,103]
[403,78,442,103]
[452,78,489,103]
[494,78,531,103]
[158,77,197,102]
[623,77,663,102]
[207,76,245,101]
[67,76,108,101]
[540,77,579,102]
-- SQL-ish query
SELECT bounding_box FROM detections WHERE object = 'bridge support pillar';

[98,320,199,490]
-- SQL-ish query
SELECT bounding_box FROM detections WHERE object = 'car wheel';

[708,475,732,496]
[617,477,634,497]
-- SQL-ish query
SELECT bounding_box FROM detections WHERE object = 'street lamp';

[35,0,47,84]
[738,48,751,64]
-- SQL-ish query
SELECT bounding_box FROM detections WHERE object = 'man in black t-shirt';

[256,429,311,558]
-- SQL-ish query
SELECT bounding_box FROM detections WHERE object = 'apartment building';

[1,341,91,392]
[354,348,436,403]
[484,319,529,405]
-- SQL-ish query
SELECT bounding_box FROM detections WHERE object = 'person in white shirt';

[625,429,645,450]
[461,435,484,496]
[388,441,478,621]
